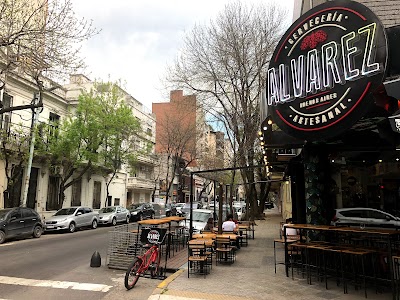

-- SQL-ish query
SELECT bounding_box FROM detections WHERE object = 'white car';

[184,209,214,233]
[98,206,130,226]
[45,206,99,233]
[331,207,400,229]
[233,202,246,221]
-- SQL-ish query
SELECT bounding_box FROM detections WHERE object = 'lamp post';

[178,159,185,203]
[21,92,43,207]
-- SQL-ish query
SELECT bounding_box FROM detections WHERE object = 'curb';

[149,269,185,298]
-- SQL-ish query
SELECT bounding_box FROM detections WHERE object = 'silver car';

[98,206,130,226]
[45,206,99,233]
[331,207,400,229]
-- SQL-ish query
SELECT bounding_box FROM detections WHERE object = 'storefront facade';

[262,0,400,224]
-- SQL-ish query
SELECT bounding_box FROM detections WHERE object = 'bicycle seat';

[142,244,152,249]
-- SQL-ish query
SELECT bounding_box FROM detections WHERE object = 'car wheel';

[68,222,76,233]
[32,226,42,238]
[0,230,5,244]
[92,219,98,229]
[111,217,117,226]
[126,216,130,224]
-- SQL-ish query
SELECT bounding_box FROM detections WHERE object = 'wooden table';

[283,223,400,300]
[192,233,216,239]
[216,233,238,240]
[188,238,214,247]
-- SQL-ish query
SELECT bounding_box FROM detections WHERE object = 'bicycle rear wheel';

[124,257,142,290]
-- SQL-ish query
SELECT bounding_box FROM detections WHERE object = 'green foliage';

[35,80,143,205]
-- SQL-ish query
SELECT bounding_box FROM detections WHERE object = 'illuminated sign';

[266,0,387,140]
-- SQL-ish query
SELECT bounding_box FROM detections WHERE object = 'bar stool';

[341,248,375,298]
[273,238,298,273]
[393,255,400,299]
[289,241,310,281]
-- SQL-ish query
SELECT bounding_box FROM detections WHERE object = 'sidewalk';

[148,208,392,300]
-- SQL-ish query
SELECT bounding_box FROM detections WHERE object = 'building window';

[114,198,120,205]
[49,112,60,137]
[71,179,82,206]
[0,93,12,132]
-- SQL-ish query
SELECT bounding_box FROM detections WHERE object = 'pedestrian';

[203,217,215,232]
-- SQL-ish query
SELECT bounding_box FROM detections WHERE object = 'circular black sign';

[266,0,387,141]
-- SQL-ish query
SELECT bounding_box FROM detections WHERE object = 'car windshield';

[54,208,77,216]
[129,204,142,210]
[0,209,11,220]
[99,207,115,213]
[192,211,211,222]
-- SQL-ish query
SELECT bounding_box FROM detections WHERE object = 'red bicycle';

[124,230,166,290]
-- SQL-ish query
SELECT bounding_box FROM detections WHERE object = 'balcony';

[136,154,157,165]
[127,177,154,190]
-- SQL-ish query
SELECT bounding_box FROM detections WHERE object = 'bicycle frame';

[136,244,160,275]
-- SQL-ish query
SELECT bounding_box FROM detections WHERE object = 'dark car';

[128,203,155,222]
[265,202,274,209]
[166,203,177,217]
[153,203,167,219]
[0,207,43,244]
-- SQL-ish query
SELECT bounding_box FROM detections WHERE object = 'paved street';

[0,224,160,300]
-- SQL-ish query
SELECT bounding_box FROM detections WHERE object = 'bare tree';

[0,0,98,111]
[164,1,287,219]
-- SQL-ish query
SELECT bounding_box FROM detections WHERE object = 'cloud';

[71,0,294,109]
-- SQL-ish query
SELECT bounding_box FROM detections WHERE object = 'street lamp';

[177,159,186,203]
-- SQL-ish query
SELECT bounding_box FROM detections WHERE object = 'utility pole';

[21,92,42,207]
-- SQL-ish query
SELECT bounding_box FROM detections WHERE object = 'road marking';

[0,276,112,292]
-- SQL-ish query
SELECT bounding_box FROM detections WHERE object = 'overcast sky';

[71,0,294,110]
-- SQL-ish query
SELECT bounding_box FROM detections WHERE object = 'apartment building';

[152,90,225,203]
[0,72,156,218]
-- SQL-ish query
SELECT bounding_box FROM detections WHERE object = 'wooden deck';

[161,246,188,273]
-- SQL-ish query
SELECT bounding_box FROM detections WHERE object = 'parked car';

[331,207,400,229]
[233,202,246,221]
[182,202,202,216]
[184,209,214,233]
[45,206,99,233]
[265,202,274,209]
[175,203,185,216]
[98,206,130,226]
[153,203,167,219]
[166,203,177,217]
[128,203,155,221]
[0,207,43,244]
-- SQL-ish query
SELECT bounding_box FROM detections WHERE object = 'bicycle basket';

[140,228,168,245]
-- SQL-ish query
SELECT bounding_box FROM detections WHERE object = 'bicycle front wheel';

[124,257,142,290]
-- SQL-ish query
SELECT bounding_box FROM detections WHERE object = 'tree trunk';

[57,183,66,210]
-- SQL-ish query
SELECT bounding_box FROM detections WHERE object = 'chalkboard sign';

[140,228,168,245]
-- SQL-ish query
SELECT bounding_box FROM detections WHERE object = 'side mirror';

[76,212,82,216]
